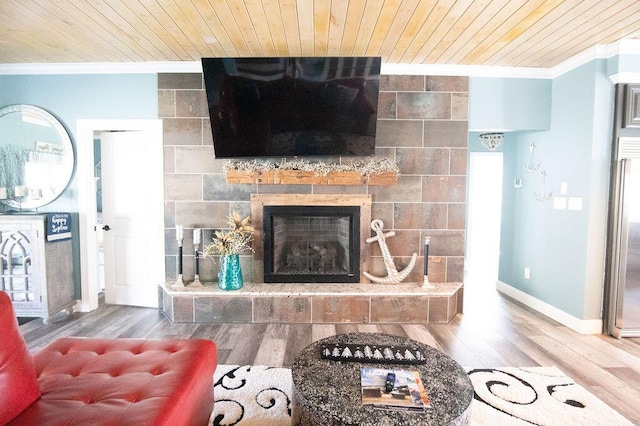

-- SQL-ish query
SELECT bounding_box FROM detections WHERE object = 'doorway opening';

[465,152,503,305]
[76,120,164,312]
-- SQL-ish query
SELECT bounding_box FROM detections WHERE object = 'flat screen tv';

[202,57,381,158]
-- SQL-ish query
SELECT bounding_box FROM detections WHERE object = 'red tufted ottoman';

[0,292,217,426]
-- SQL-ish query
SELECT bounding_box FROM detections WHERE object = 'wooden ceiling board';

[399,0,455,63]
[0,24,59,63]
[422,0,494,64]
[170,0,227,57]
[279,0,302,56]
[0,4,55,63]
[1,0,640,67]
[190,0,240,56]
[297,0,315,55]
[444,0,527,65]
[226,0,266,56]
[386,0,438,63]
[208,0,252,56]
[511,0,638,67]
[492,0,601,67]
[352,0,385,57]
[376,0,421,59]
[460,0,564,65]
[340,0,367,56]
[484,0,589,67]
[243,0,276,56]
[365,0,403,57]
[412,0,479,64]
[261,0,289,55]
[528,0,640,68]
[154,0,218,58]
[86,0,176,61]
[312,0,331,57]
[3,1,80,62]
[326,0,349,56]
[29,0,134,62]
[119,0,191,60]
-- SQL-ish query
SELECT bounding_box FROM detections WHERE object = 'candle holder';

[191,228,203,286]
[192,248,203,286]
[173,225,185,288]
[422,236,434,289]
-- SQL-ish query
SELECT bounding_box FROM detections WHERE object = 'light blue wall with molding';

[490,59,614,320]
[0,73,158,298]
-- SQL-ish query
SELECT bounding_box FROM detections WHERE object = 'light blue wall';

[493,59,614,320]
[608,53,640,76]
[0,73,158,297]
[469,77,552,132]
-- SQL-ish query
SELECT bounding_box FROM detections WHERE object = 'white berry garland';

[224,157,399,177]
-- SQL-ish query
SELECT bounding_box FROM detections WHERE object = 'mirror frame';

[0,104,75,210]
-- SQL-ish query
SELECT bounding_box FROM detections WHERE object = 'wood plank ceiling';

[1,0,639,68]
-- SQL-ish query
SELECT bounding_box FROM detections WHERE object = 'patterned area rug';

[210,365,633,426]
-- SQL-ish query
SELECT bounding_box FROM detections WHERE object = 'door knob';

[102,225,111,231]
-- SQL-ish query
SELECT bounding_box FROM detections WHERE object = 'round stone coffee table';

[291,333,473,426]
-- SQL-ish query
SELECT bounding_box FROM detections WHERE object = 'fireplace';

[263,205,360,283]
[250,194,372,284]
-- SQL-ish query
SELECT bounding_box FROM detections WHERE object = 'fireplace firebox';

[263,205,360,283]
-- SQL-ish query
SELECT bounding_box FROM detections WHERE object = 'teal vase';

[218,254,243,290]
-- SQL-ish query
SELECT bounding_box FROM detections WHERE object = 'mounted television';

[202,57,381,158]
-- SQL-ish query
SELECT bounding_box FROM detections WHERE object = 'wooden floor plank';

[17,292,640,424]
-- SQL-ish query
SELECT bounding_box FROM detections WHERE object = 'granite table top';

[291,332,473,426]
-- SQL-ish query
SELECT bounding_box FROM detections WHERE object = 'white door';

[100,131,164,307]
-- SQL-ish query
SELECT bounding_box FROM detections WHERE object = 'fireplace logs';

[282,241,345,274]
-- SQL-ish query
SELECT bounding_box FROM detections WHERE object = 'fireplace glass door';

[263,206,360,283]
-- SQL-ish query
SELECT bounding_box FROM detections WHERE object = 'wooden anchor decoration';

[363,219,417,284]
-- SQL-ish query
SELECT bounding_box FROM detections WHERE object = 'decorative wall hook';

[533,170,553,201]
[523,143,541,173]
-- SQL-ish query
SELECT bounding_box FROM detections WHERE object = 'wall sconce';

[479,132,504,151]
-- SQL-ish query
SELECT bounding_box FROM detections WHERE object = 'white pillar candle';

[0,187,6,199]
[14,185,26,197]
[176,225,183,242]
[193,228,201,245]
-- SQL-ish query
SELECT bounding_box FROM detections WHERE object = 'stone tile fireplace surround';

[158,73,468,324]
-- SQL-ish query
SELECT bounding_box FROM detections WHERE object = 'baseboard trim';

[496,281,603,335]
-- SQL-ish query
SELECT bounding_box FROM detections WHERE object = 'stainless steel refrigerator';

[607,137,640,337]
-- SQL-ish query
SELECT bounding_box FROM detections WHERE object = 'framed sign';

[46,213,72,241]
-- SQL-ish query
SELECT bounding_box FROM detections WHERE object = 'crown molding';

[0,61,203,75]
[380,63,552,78]
[1,39,640,78]
[609,73,640,84]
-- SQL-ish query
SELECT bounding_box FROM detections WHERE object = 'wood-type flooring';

[19,290,640,424]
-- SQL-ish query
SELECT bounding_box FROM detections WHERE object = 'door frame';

[76,119,163,312]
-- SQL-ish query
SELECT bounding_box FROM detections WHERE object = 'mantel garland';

[224,158,400,185]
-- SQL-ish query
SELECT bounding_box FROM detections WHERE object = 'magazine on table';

[360,368,431,412]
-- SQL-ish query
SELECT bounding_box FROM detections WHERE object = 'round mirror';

[0,105,75,210]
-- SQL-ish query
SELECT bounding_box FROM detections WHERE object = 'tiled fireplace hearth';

[160,282,461,324]
[160,193,462,324]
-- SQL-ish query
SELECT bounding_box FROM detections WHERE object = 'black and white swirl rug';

[210,365,632,425]
[212,365,292,426]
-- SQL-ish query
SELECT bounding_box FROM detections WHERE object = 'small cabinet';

[0,214,74,323]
